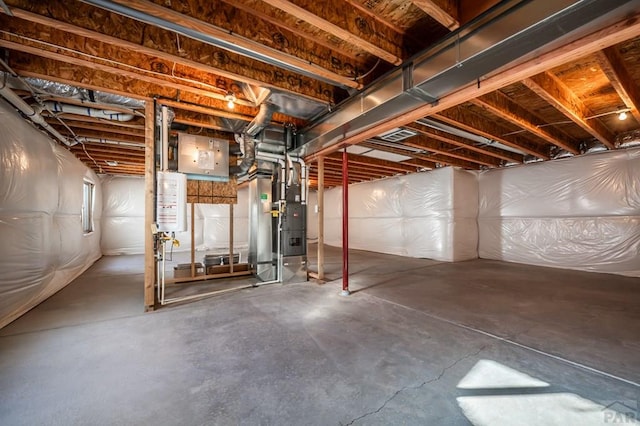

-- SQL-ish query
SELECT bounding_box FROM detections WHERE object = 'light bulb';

[618,111,627,121]
[224,91,236,109]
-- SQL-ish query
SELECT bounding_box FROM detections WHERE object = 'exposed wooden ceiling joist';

[6,3,340,103]
[412,0,459,30]
[523,72,616,149]
[6,52,301,126]
[402,135,502,167]
[324,152,419,174]
[469,91,580,154]
[316,12,640,159]
[91,0,362,89]
[595,47,640,124]
[261,0,403,65]
[434,107,550,159]
[404,122,524,163]
[359,141,477,169]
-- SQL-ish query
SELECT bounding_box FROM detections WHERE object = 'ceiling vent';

[378,127,417,142]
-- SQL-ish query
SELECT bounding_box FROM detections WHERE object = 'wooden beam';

[412,0,459,30]
[359,142,438,169]
[360,141,478,169]
[98,0,362,89]
[144,100,155,311]
[402,135,502,167]
[172,110,237,133]
[53,127,145,144]
[523,72,615,149]
[261,0,402,65]
[7,4,341,102]
[596,47,640,124]
[434,107,549,159]
[459,0,500,25]
[43,114,145,129]
[0,29,257,109]
[469,91,580,154]
[47,119,146,138]
[307,12,640,159]
[404,122,523,163]
[319,161,395,179]
[400,158,435,170]
[325,152,418,173]
[162,99,306,128]
[6,52,301,126]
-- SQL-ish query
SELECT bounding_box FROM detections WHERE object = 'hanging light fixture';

[225,92,236,109]
[618,111,628,121]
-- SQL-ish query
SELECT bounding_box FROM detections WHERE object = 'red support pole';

[341,149,350,295]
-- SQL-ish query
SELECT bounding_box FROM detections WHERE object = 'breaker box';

[177,133,229,178]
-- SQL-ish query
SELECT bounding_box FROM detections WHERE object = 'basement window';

[82,181,94,234]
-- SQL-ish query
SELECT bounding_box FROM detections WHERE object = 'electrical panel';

[177,133,229,178]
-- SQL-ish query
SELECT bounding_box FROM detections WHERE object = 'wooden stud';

[317,156,325,281]
[144,100,155,311]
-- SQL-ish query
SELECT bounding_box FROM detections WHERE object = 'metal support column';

[341,149,350,296]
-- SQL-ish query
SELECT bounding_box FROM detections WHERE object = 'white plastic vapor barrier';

[478,148,640,276]
[101,176,249,257]
[318,168,478,262]
[0,98,101,328]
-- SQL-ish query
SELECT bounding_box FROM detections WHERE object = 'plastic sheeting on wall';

[478,148,640,276]
[100,177,249,257]
[317,168,478,262]
[0,98,101,328]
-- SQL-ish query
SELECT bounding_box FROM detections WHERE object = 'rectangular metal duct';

[295,0,638,158]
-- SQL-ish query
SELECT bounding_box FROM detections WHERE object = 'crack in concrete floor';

[343,345,488,425]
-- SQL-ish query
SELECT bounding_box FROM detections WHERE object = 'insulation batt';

[315,168,478,262]
[100,176,249,257]
[478,148,640,276]
[0,98,101,328]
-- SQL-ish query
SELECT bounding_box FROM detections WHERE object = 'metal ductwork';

[616,130,640,149]
[244,102,275,137]
[231,102,276,176]
[24,77,144,109]
[295,0,637,158]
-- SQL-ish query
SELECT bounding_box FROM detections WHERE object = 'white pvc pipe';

[256,152,287,201]
[291,156,307,205]
[161,105,169,171]
[41,101,136,121]
[0,85,72,146]
[76,137,143,149]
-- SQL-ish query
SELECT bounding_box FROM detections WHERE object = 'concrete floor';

[0,245,638,425]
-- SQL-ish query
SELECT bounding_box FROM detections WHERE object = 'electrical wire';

[355,58,380,81]
[79,140,102,173]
